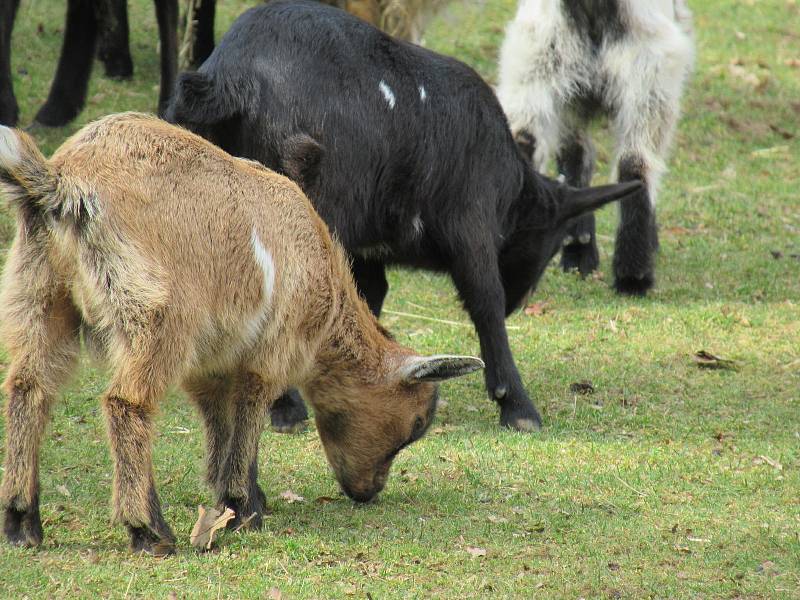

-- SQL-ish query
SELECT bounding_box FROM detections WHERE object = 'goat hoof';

[128,525,176,556]
[499,404,542,433]
[33,102,82,128]
[3,505,43,548]
[100,55,134,80]
[270,391,309,434]
[561,242,599,277]
[613,272,654,296]
[220,494,268,531]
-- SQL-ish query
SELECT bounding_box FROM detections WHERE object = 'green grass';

[1,0,799,597]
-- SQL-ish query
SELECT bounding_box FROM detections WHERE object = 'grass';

[1,0,799,597]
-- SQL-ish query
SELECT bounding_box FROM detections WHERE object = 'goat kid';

[498,0,694,295]
[0,112,482,553]
[167,0,644,434]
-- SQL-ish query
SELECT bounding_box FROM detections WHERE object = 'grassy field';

[1,0,799,597]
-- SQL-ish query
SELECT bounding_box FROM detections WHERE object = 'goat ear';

[280,134,324,190]
[166,71,234,125]
[398,355,485,384]
[557,180,644,224]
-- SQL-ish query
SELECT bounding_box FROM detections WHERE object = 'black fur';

[167,0,641,432]
[1,0,180,127]
[562,0,625,49]
[3,495,42,548]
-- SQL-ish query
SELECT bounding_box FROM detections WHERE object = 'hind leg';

[183,374,233,491]
[153,0,178,116]
[557,129,599,276]
[35,0,99,126]
[216,373,272,530]
[0,0,20,126]
[1,234,80,547]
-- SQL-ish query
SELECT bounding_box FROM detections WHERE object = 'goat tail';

[0,125,98,229]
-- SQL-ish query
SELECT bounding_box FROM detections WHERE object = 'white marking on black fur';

[419,85,428,102]
[379,80,396,109]
[412,214,424,237]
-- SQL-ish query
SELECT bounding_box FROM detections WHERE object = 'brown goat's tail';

[0,126,97,229]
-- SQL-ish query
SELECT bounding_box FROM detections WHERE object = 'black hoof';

[613,273,654,297]
[499,403,542,433]
[34,102,82,128]
[100,54,133,80]
[128,525,176,556]
[561,241,600,277]
[4,504,43,548]
[220,491,268,531]
[270,390,308,434]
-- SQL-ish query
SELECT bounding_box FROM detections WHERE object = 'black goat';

[167,0,642,432]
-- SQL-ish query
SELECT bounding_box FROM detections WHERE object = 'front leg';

[96,0,134,80]
[350,256,388,317]
[153,0,178,116]
[0,0,20,126]
[450,247,542,432]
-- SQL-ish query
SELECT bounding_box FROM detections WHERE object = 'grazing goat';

[0,0,179,126]
[167,0,643,433]
[0,112,482,553]
[497,0,694,295]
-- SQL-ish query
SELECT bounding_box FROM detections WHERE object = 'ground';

[0,0,798,598]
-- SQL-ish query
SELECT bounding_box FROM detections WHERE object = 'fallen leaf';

[687,536,710,543]
[756,455,783,470]
[693,350,737,370]
[280,490,305,504]
[569,381,595,395]
[756,560,779,576]
[315,496,337,505]
[190,505,235,551]
[268,587,282,600]
[466,546,487,558]
[607,562,621,571]
[524,301,550,317]
[486,515,508,524]
[56,484,71,498]
[233,512,257,532]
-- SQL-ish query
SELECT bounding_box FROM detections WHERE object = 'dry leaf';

[693,350,737,370]
[190,505,235,551]
[56,484,71,498]
[486,515,508,524]
[280,490,305,503]
[315,496,336,505]
[756,455,783,470]
[268,588,282,600]
[524,301,550,317]
[466,546,487,558]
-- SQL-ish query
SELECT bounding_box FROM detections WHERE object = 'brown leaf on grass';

[754,455,783,470]
[190,505,235,551]
[607,562,621,571]
[569,380,595,395]
[770,124,795,139]
[693,350,737,370]
[56,484,71,498]
[756,560,780,576]
[280,490,305,503]
[268,587,283,600]
[524,300,550,317]
[466,546,487,558]
[315,496,337,505]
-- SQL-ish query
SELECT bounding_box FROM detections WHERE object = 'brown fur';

[0,113,480,552]
[322,0,452,42]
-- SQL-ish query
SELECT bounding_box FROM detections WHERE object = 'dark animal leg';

[0,0,20,125]
[153,0,178,116]
[557,130,599,276]
[183,374,233,491]
[450,242,542,432]
[514,129,537,165]
[217,373,270,530]
[191,0,216,67]
[351,257,388,317]
[269,388,308,434]
[97,0,134,80]
[612,154,657,296]
[34,0,99,127]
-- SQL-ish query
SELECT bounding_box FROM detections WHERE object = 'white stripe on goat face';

[379,80,396,109]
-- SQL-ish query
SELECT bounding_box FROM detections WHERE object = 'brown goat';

[0,112,482,553]
[321,0,452,42]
